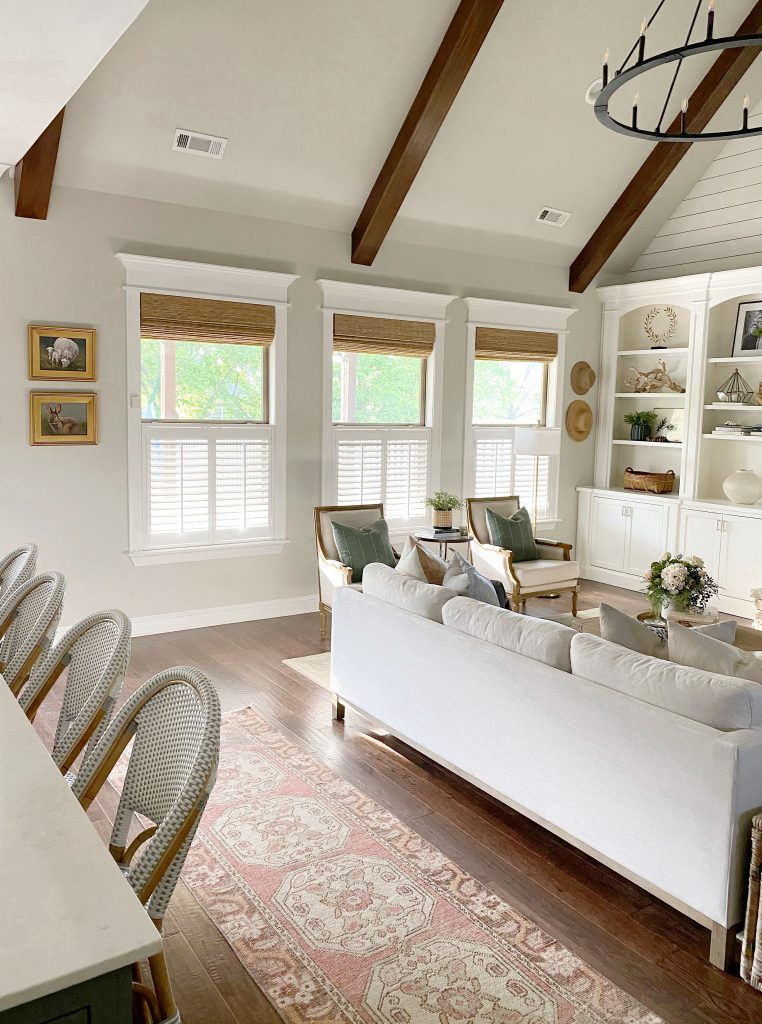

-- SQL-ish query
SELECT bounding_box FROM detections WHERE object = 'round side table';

[413,530,473,560]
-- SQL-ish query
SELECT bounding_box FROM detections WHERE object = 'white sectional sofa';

[330,565,762,970]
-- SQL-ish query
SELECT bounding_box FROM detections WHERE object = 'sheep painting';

[29,327,95,380]
[41,336,82,370]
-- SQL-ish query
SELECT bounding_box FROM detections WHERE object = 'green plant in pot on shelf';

[624,410,657,441]
[643,553,719,618]
[425,491,463,530]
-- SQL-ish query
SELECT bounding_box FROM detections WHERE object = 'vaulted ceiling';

[12,0,762,281]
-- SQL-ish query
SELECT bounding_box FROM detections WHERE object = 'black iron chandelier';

[594,0,762,141]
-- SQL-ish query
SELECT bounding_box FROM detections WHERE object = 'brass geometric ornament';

[717,367,754,404]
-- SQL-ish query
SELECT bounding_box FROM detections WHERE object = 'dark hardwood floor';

[32,581,761,1024]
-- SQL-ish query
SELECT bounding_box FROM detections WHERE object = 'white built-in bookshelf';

[578,268,762,618]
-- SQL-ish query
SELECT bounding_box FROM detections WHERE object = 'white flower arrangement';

[643,552,718,615]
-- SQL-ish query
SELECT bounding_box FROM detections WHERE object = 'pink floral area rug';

[183,707,662,1024]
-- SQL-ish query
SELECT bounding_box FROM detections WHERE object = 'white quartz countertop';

[0,679,162,1012]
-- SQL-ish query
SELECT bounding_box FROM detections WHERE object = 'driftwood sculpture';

[624,359,685,394]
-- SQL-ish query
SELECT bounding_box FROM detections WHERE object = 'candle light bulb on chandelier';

[680,97,688,133]
[602,48,609,86]
[638,19,647,62]
[744,92,750,130]
[707,0,715,40]
[632,91,639,129]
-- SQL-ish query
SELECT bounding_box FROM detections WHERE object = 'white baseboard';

[129,594,319,637]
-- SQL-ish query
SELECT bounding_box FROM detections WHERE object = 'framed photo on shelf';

[28,325,96,381]
[732,302,762,357]
[29,392,98,445]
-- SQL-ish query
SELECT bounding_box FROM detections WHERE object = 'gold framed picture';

[30,392,98,445]
[28,325,96,381]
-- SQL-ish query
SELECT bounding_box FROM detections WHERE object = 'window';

[119,256,295,564]
[469,325,558,520]
[322,302,444,527]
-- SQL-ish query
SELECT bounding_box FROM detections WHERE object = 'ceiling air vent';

[536,207,571,228]
[172,128,227,159]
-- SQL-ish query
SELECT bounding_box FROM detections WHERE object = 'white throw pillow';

[442,551,499,606]
[570,633,762,730]
[395,536,448,585]
[668,621,762,683]
[442,596,575,672]
[599,603,737,660]
[362,563,455,623]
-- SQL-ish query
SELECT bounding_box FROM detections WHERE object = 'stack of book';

[712,422,762,437]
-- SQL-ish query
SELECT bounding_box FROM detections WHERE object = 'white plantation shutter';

[334,428,429,523]
[474,436,513,496]
[143,424,272,547]
[215,438,270,534]
[148,437,209,540]
[472,428,552,518]
[385,438,428,520]
[335,437,383,505]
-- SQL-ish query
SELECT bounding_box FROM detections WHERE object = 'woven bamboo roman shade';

[475,326,558,363]
[333,314,435,358]
[140,293,275,345]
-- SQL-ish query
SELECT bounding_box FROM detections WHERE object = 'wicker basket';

[623,467,675,494]
[432,509,453,529]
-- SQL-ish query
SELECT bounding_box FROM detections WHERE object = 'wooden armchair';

[314,503,385,641]
[466,496,580,614]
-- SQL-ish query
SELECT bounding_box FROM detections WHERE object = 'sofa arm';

[535,539,572,561]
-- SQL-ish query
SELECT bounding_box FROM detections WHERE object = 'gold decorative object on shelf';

[643,306,678,350]
[624,359,685,394]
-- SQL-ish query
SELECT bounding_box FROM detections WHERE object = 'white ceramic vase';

[722,469,762,505]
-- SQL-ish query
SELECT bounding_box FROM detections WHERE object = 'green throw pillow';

[485,506,538,562]
[331,518,396,583]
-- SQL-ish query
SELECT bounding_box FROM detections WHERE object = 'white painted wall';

[0,182,601,630]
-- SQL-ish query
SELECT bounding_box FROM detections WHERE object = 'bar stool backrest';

[0,572,66,695]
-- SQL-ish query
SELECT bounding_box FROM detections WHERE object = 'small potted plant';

[643,552,719,618]
[624,410,657,441]
[425,491,463,530]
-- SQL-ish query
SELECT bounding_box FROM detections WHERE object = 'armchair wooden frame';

[314,502,385,641]
[466,497,578,615]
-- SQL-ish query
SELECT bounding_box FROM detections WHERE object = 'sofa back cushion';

[570,633,762,730]
[442,597,575,672]
[362,563,455,623]
[598,603,736,660]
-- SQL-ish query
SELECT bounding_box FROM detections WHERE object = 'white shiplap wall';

[631,109,762,276]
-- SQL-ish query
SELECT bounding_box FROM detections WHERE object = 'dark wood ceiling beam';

[569,1,762,293]
[14,108,66,220]
[351,0,504,265]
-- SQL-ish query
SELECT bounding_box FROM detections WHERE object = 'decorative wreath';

[643,306,678,347]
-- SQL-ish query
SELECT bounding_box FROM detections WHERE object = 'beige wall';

[0,182,601,628]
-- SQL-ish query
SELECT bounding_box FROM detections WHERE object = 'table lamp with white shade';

[513,426,561,533]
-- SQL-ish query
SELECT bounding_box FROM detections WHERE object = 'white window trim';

[463,297,575,528]
[117,253,297,566]
[316,279,456,529]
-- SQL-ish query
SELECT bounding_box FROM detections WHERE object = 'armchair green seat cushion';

[485,506,538,562]
[330,517,396,583]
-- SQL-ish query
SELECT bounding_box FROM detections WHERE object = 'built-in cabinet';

[578,267,762,619]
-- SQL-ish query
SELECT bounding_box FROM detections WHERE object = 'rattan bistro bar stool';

[73,667,221,1024]
[19,610,131,776]
[0,543,38,603]
[0,572,65,696]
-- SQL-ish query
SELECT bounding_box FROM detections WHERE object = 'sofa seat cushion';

[362,563,455,623]
[512,559,580,588]
[571,633,762,730]
[443,596,576,671]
